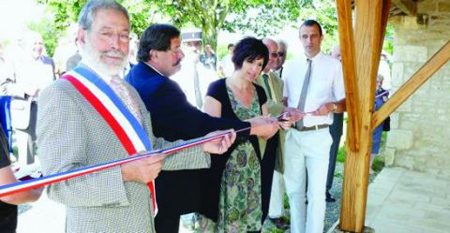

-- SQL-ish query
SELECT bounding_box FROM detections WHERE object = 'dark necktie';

[262,74,273,100]
[296,59,312,130]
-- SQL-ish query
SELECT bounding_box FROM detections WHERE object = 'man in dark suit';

[126,24,279,233]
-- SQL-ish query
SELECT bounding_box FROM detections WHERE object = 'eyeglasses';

[97,31,130,43]
[278,52,286,57]
[270,52,279,58]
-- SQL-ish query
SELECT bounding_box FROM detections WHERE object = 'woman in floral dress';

[199,37,282,233]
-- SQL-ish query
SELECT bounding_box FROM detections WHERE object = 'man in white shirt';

[10,31,56,165]
[218,43,234,78]
[282,20,346,233]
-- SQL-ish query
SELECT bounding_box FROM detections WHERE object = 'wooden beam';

[336,0,360,151]
[378,0,391,55]
[392,0,417,16]
[339,0,389,232]
[372,40,450,129]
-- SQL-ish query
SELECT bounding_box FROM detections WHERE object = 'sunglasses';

[270,52,279,58]
[278,52,286,57]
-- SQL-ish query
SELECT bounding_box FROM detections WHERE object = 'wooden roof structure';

[335,0,450,232]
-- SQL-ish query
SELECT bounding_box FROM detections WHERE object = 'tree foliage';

[35,0,341,55]
[146,0,309,50]
[296,0,339,53]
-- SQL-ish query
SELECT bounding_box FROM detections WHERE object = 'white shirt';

[282,52,345,126]
[13,55,55,98]
[378,59,391,90]
[220,54,234,77]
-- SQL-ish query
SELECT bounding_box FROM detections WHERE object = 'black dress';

[0,124,17,233]
[200,79,278,227]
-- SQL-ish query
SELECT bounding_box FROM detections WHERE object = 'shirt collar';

[305,51,323,63]
[144,62,165,77]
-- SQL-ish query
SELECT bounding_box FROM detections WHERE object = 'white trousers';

[284,128,332,233]
[268,170,285,218]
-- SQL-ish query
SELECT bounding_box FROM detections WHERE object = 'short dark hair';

[137,24,180,62]
[227,43,234,50]
[300,19,323,36]
[232,37,269,70]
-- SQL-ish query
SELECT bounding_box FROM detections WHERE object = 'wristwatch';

[331,103,337,112]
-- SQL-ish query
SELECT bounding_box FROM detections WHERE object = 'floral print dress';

[196,83,264,233]
[214,84,264,233]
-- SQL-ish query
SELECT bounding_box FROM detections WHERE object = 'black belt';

[297,124,329,132]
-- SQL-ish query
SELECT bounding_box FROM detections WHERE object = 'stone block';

[391,62,404,88]
[390,113,400,130]
[438,2,450,12]
[397,98,413,112]
[408,216,450,232]
[390,187,432,203]
[395,155,415,170]
[418,0,438,13]
[384,148,396,166]
[394,46,428,62]
[370,219,422,233]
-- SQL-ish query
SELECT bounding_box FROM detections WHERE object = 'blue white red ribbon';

[0,129,237,198]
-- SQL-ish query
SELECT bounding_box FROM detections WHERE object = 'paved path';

[365,167,450,233]
[18,166,450,233]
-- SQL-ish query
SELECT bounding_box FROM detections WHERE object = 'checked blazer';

[37,73,209,233]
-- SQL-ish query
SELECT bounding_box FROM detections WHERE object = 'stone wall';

[385,0,450,178]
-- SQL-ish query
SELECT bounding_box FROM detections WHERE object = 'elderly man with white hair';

[37,1,235,232]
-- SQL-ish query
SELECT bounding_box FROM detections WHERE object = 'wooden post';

[338,0,390,232]
[336,0,360,152]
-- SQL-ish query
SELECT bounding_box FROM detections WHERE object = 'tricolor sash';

[61,66,158,216]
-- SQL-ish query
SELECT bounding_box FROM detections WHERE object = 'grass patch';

[336,132,388,164]
[372,156,385,172]
[12,146,18,156]
[337,146,346,163]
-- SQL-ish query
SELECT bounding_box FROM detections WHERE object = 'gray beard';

[80,41,128,77]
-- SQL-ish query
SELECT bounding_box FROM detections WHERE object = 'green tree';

[36,0,327,54]
[296,0,339,53]
[36,0,156,40]
[146,0,313,50]
[28,14,60,57]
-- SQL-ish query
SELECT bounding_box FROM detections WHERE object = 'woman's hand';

[247,116,279,139]
[277,112,293,130]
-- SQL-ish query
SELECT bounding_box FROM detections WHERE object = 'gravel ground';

[262,162,381,233]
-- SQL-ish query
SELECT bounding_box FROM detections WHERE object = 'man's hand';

[247,116,279,139]
[282,107,305,122]
[121,153,166,183]
[312,103,335,116]
[202,130,236,154]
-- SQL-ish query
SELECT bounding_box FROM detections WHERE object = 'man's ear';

[77,28,87,47]
[149,49,157,61]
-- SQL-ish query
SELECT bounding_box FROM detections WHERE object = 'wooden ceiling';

[347,0,420,16]
[390,0,419,16]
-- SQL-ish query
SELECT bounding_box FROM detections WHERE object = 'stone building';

[385,0,450,178]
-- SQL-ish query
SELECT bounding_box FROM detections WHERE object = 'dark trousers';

[154,214,180,233]
[154,169,205,233]
[326,113,344,192]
